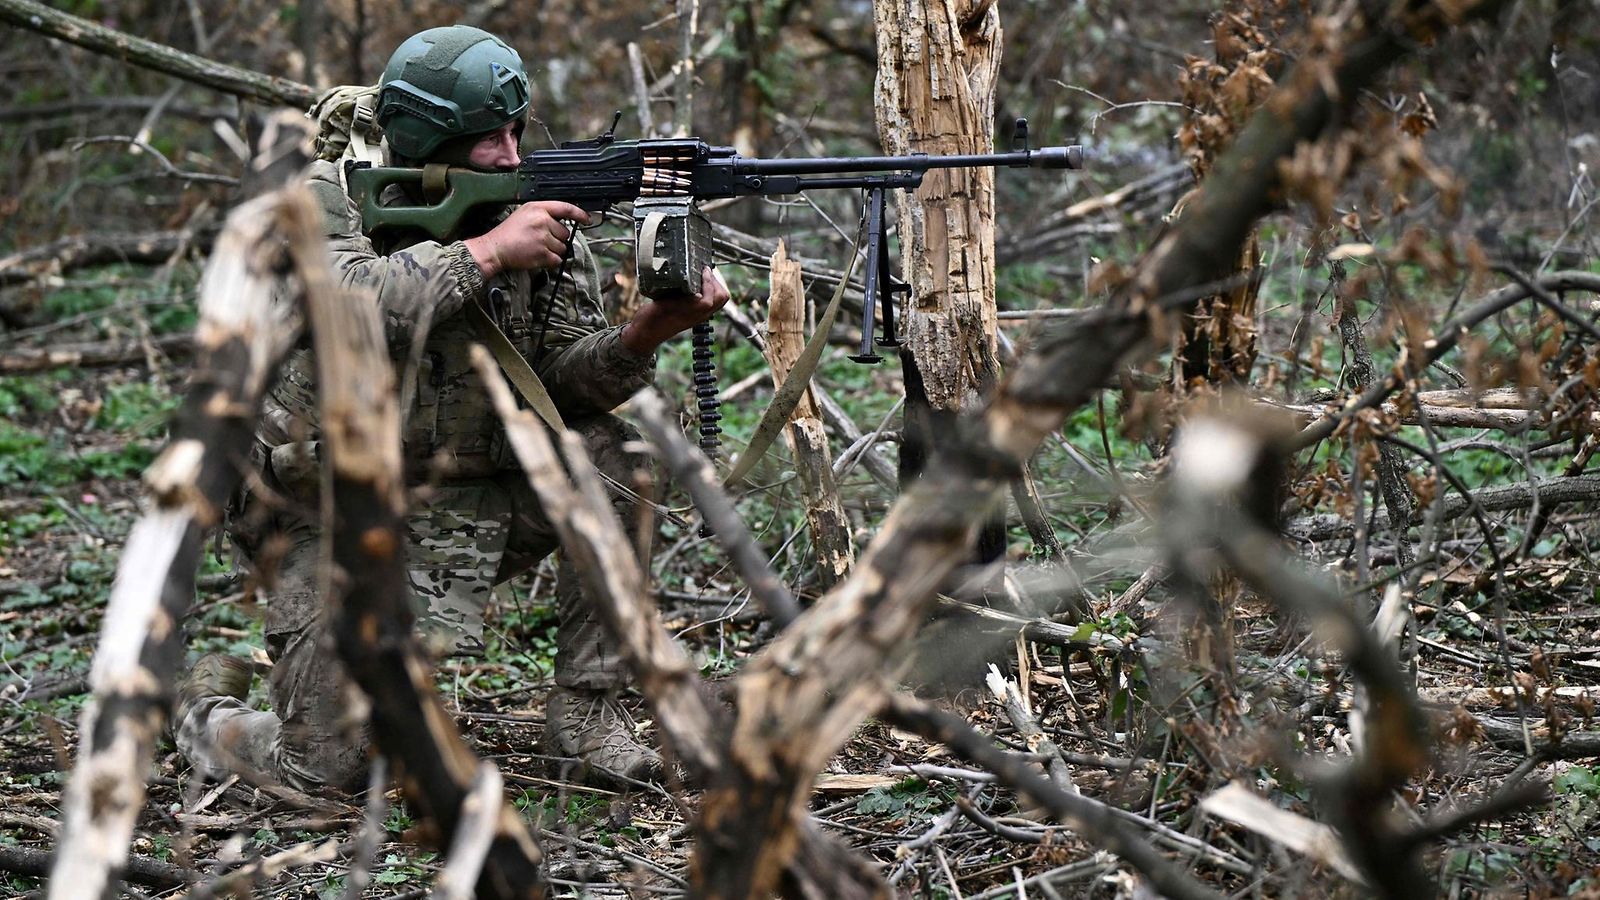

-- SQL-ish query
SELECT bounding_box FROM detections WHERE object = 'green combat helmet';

[376,25,530,161]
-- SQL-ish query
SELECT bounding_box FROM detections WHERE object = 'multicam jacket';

[258,159,656,486]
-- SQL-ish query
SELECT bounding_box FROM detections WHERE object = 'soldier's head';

[375,25,529,171]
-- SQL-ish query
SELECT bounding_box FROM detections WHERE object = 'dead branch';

[1294,270,1600,449]
[0,844,189,889]
[764,241,856,588]
[46,117,309,900]
[815,385,898,492]
[481,367,888,898]
[305,256,544,891]
[627,395,803,624]
[0,333,192,373]
[0,229,214,288]
[0,0,316,108]
[1200,782,1363,882]
[1168,414,1430,897]
[1476,716,1600,759]
[984,666,1076,795]
[340,758,389,900]
[433,764,506,900]
[1287,473,1600,542]
[883,694,1226,900]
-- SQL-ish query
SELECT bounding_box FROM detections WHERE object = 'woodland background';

[2,0,1600,897]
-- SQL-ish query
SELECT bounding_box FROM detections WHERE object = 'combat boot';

[175,653,254,727]
[543,687,663,783]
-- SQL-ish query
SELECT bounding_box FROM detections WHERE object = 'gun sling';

[464,299,567,433]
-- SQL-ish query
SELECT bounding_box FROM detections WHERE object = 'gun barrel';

[735,146,1082,176]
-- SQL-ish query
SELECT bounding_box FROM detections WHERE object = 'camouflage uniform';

[176,159,656,792]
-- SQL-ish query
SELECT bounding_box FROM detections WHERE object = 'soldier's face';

[466,121,523,171]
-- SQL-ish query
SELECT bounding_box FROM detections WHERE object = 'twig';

[71,135,238,185]
[628,390,802,625]
[339,758,389,900]
[433,764,504,900]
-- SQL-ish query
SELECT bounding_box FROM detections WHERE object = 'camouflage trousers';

[176,415,644,793]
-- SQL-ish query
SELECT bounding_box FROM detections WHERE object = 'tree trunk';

[872,0,1005,560]
[764,242,856,590]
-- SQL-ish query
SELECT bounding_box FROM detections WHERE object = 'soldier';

[173,25,728,791]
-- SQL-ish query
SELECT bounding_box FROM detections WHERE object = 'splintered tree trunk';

[764,242,856,590]
[304,253,546,896]
[48,181,308,900]
[872,0,1006,560]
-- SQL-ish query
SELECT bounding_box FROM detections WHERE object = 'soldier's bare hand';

[620,266,732,356]
[464,201,592,279]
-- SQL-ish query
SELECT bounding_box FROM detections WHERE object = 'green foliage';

[855,778,955,823]
[95,380,177,438]
[997,261,1065,309]
[515,789,609,829]
[43,281,120,319]
[0,374,64,419]
[384,801,415,835]
[372,850,437,886]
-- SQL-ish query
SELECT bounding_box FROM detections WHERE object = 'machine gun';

[348,115,1083,450]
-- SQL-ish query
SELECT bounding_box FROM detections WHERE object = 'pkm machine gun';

[347,116,1084,450]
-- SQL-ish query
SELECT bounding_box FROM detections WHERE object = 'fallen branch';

[0,0,316,108]
[1200,781,1363,882]
[0,229,214,287]
[883,694,1227,900]
[0,844,189,889]
[1476,716,1600,759]
[626,393,802,625]
[0,334,192,373]
[1286,473,1600,542]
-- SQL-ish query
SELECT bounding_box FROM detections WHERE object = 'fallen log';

[1476,716,1600,759]
[0,229,215,287]
[0,844,190,889]
[0,334,192,373]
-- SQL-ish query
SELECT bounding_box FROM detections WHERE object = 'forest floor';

[3,239,1600,899]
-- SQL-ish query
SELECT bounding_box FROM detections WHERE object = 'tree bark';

[872,0,1008,561]
[306,258,546,896]
[764,242,856,589]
